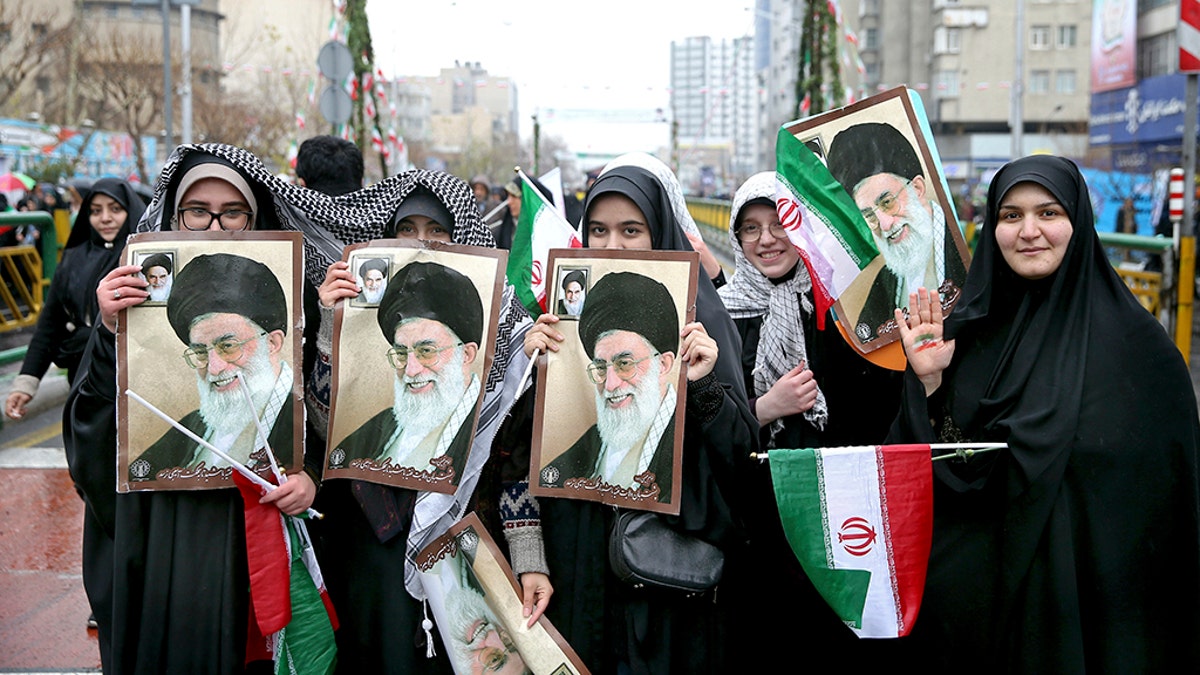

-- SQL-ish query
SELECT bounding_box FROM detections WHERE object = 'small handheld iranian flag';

[774,127,880,326]
[506,168,582,317]
[236,473,338,674]
[769,445,933,638]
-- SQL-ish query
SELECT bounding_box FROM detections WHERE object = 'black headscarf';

[61,178,147,345]
[583,165,748,400]
[65,177,145,251]
[891,155,1200,670]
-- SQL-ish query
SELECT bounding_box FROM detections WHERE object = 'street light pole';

[161,0,172,152]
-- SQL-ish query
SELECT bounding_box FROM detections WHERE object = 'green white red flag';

[236,472,338,674]
[774,127,880,327]
[769,444,933,638]
[507,169,582,317]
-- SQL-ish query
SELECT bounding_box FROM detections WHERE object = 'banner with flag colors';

[774,127,880,325]
[236,472,338,674]
[507,169,582,317]
[768,444,933,638]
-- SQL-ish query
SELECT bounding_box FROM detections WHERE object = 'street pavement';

[2,301,1200,673]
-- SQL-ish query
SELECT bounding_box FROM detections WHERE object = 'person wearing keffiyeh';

[305,169,543,674]
[716,171,904,669]
[64,144,330,674]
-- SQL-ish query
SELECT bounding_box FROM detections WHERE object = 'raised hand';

[523,312,564,358]
[893,287,955,396]
[98,264,150,333]
[679,321,717,381]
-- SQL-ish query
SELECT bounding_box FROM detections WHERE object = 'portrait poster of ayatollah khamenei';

[324,239,506,494]
[118,231,304,492]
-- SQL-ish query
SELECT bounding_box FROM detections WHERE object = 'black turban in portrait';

[577,271,678,359]
[376,261,484,346]
[166,253,288,343]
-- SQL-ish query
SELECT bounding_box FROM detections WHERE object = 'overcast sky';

[366,0,756,157]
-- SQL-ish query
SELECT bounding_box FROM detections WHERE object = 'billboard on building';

[1091,0,1137,93]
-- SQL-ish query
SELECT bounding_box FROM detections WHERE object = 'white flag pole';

[125,389,323,519]
[750,442,1008,462]
[516,348,539,395]
[234,372,286,486]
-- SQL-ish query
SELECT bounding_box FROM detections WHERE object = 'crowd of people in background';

[1,130,1196,675]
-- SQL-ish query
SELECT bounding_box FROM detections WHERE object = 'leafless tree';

[74,31,164,183]
[0,3,73,115]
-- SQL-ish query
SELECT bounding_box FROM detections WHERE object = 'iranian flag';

[236,473,338,674]
[769,445,933,638]
[775,127,879,327]
[506,168,582,317]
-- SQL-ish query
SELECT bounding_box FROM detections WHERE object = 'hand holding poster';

[530,249,698,515]
[118,231,304,492]
[324,240,507,494]
[417,513,589,675]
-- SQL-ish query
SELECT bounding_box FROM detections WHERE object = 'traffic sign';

[317,41,353,83]
[319,85,353,125]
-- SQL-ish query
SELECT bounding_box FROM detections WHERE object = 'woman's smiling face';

[994,181,1074,280]
[738,203,798,279]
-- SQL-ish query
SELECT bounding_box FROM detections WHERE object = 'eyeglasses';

[737,221,787,243]
[178,207,254,231]
[859,179,913,228]
[387,342,462,370]
[183,331,266,368]
[586,353,659,384]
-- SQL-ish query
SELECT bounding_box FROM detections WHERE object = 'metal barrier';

[0,211,59,332]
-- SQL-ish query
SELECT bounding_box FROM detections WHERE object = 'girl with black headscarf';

[6,178,145,419]
[522,154,757,673]
[889,155,1200,671]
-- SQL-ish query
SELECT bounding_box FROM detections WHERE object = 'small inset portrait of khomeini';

[554,267,588,319]
[129,253,294,479]
[541,271,679,502]
[137,251,175,305]
[352,256,389,306]
[330,261,483,483]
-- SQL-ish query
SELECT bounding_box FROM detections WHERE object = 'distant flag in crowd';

[774,126,879,327]
[236,472,338,674]
[507,168,582,317]
[287,139,299,170]
[769,445,933,638]
[295,111,306,130]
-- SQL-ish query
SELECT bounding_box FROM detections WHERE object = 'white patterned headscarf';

[718,172,827,440]
[599,152,701,238]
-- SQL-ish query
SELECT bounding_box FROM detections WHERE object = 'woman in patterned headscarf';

[716,171,903,668]
[65,144,333,673]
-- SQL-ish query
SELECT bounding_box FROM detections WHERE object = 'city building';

[669,34,760,195]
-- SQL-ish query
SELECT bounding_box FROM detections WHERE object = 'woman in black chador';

[890,155,1200,672]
